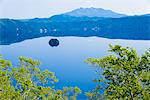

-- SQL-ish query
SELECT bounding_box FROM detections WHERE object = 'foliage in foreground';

[86,45,150,100]
[0,56,81,100]
[0,45,149,100]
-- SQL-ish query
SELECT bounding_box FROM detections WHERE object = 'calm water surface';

[0,37,150,98]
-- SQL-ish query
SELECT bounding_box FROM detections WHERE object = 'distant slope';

[49,15,105,22]
[0,15,149,45]
[63,7,126,18]
[49,7,127,22]
[143,14,150,16]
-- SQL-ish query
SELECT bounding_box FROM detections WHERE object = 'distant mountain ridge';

[49,7,127,22]
[62,7,127,18]
[0,8,150,45]
[49,15,105,22]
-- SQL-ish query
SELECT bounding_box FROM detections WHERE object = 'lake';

[0,36,150,98]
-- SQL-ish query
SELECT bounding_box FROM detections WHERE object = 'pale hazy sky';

[0,0,150,19]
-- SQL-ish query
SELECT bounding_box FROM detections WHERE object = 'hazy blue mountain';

[63,7,127,18]
[0,15,149,45]
[49,8,127,22]
[143,14,150,16]
[50,15,105,22]
[0,7,149,45]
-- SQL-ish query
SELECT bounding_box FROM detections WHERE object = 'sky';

[0,0,150,19]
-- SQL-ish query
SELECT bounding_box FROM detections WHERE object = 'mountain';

[0,15,149,45]
[50,8,127,22]
[143,14,150,16]
[63,7,127,18]
[49,15,105,22]
[0,8,149,45]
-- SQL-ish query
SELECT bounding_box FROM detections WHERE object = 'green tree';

[86,45,150,100]
[0,56,81,100]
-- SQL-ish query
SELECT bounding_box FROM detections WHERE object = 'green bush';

[86,45,150,100]
[0,56,81,100]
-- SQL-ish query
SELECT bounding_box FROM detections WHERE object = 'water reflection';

[49,39,59,47]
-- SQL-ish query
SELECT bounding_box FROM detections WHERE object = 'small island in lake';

[49,39,59,47]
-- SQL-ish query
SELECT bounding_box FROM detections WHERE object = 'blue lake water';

[0,36,150,98]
